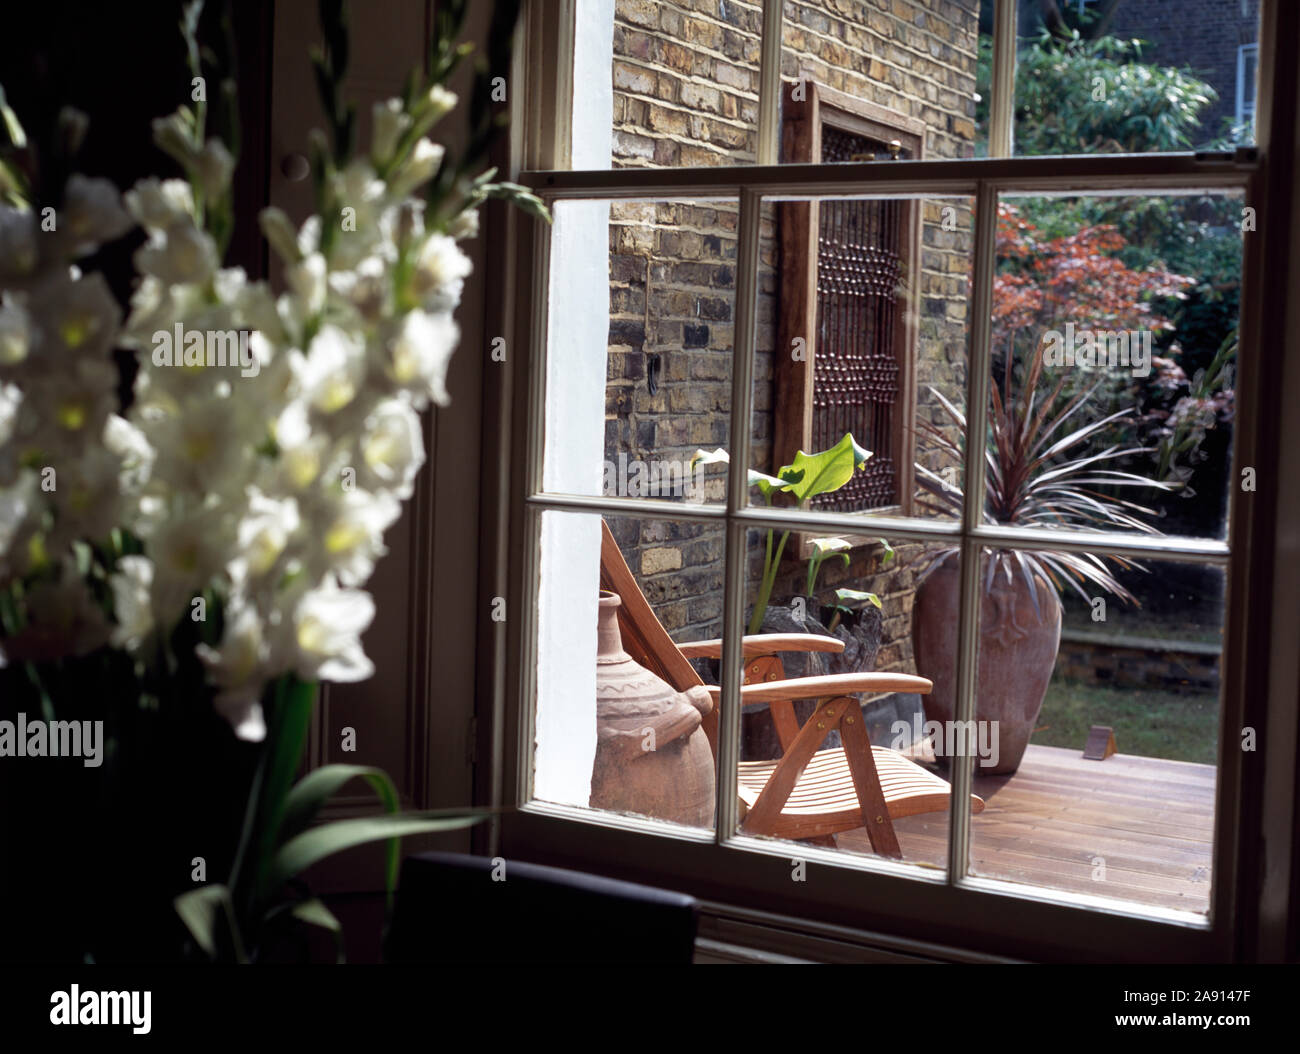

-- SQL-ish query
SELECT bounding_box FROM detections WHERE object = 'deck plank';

[836,744,1215,915]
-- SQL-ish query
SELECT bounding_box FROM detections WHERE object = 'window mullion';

[988,0,1016,158]
[717,189,765,844]
[948,180,998,883]
[756,0,784,166]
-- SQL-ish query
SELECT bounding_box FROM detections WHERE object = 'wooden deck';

[839,744,1216,914]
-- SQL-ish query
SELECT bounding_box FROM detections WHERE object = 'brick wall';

[1104,0,1260,139]
[605,0,979,673]
[1056,632,1221,692]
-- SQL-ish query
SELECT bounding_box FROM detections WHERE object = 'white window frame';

[1238,42,1259,131]
[480,0,1300,962]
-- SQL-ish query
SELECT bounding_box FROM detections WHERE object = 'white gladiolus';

[360,398,425,499]
[448,207,480,242]
[271,400,327,490]
[232,489,300,583]
[288,252,328,317]
[0,293,31,364]
[292,576,375,683]
[318,488,401,587]
[0,473,37,568]
[146,505,231,623]
[296,215,322,258]
[292,324,367,414]
[49,445,125,544]
[371,98,410,165]
[259,206,302,264]
[109,555,155,652]
[0,68,482,743]
[30,269,121,358]
[422,85,457,125]
[125,178,195,231]
[386,308,458,407]
[19,358,120,450]
[151,111,199,169]
[60,175,133,256]
[197,597,271,742]
[195,139,236,200]
[148,391,254,492]
[411,233,472,307]
[0,383,20,448]
[135,220,218,286]
[387,137,444,200]
[0,207,39,279]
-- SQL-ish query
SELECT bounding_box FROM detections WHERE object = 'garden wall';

[604,0,980,673]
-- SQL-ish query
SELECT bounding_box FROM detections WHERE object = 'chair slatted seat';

[598,520,983,857]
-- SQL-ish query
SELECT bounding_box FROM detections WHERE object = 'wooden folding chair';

[599,521,984,858]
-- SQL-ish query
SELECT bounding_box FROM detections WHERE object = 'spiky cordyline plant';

[913,339,1174,616]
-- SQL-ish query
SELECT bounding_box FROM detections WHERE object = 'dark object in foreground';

[385,852,699,964]
[1083,724,1119,761]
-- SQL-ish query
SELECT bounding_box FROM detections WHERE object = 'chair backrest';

[599,520,719,749]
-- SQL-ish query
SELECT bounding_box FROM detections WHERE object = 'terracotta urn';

[912,553,1061,774]
[590,592,716,826]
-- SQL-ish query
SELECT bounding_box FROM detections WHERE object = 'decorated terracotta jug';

[590,592,716,826]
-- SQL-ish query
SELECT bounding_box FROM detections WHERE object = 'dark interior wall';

[0,0,274,282]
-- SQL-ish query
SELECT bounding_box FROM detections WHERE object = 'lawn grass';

[1033,675,1220,764]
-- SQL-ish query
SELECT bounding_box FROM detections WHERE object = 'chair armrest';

[675,633,845,659]
[703,671,932,707]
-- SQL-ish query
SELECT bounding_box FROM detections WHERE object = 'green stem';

[749,529,789,635]
[227,734,270,910]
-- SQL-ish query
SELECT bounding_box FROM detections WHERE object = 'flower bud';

[370,98,411,166]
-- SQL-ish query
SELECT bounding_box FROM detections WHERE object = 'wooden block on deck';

[1082,725,1118,761]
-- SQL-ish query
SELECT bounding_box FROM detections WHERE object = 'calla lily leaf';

[779,434,871,503]
[690,447,791,499]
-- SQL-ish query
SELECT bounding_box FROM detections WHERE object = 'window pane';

[532,508,722,834]
[780,1,980,164]
[986,191,1243,541]
[607,0,761,168]
[744,194,974,523]
[730,529,961,871]
[957,548,1224,915]
[1008,0,1260,156]
[543,198,737,506]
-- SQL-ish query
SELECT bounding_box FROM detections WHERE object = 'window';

[1238,44,1259,132]
[493,0,1297,961]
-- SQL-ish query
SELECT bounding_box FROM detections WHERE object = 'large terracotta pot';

[912,553,1061,774]
[590,592,716,826]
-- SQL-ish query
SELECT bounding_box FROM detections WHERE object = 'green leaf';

[808,536,851,559]
[175,884,246,962]
[278,764,402,902]
[834,587,882,611]
[778,433,871,503]
[480,182,551,223]
[690,448,788,500]
[0,84,26,149]
[280,764,400,845]
[238,676,317,912]
[265,811,488,896]
[291,898,345,963]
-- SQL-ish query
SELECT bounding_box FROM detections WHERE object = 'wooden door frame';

[775,79,925,557]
